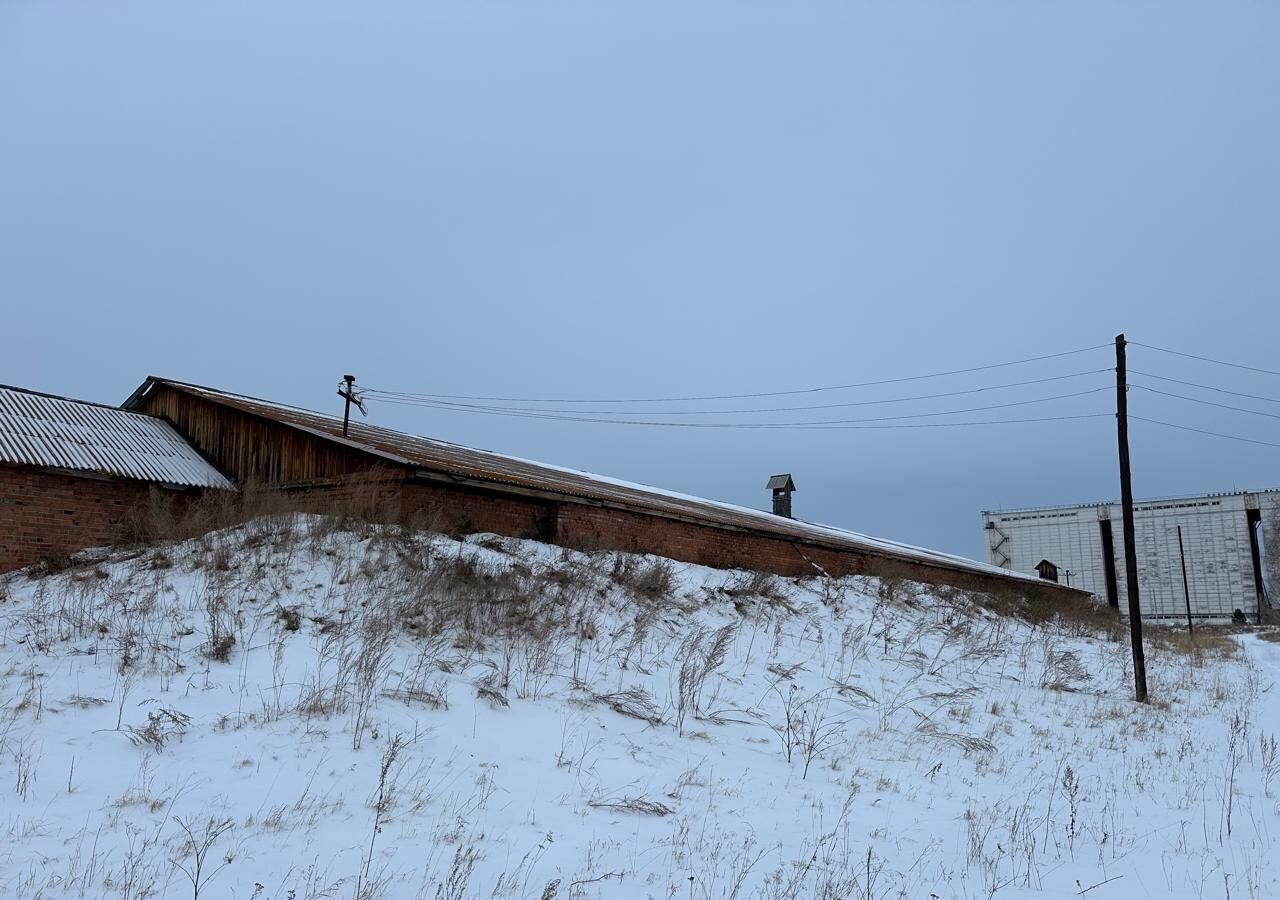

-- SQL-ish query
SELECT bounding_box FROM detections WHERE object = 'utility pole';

[337,374,364,436]
[1115,334,1148,702]
[1177,525,1194,635]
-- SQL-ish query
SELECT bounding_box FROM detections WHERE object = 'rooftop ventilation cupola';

[767,474,796,518]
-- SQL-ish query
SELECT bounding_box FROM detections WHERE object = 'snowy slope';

[1,515,1278,900]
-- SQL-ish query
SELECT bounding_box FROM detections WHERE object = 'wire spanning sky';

[2,1,1277,557]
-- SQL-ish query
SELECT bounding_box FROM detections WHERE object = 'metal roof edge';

[982,486,1280,518]
[126,376,327,417]
[120,377,161,411]
[145,379,419,468]
[5,381,170,420]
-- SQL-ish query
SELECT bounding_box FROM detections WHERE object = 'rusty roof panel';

[0,385,233,489]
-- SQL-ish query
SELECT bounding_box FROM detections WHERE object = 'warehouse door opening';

[1098,519,1119,609]
[1249,508,1271,615]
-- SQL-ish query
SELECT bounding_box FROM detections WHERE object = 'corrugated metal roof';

[128,377,1055,586]
[0,385,233,489]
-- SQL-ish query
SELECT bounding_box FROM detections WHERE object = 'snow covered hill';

[2,514,1278,900]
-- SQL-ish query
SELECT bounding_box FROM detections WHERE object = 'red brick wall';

[0,459,1074,604]
[276,474,1074,603]
[275,472,557,542]
[0,465,160,572]
[556,503,846,574]
[553,502,1069,601]
[399,481,556,541]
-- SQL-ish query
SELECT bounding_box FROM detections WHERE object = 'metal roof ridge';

[141,377,551,460]
[125,376,340,420]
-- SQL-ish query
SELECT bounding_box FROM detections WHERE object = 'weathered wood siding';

[138,386,392,484]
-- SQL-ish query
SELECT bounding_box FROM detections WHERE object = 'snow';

[1,516,1277,900]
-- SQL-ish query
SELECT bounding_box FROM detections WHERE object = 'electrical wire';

[776,414,1113,432]
[1129,384,1280,421]
[1131,416,1280,449]
[1129,341,1280,378]
[368,387,1109,429]
[353,338,1280,447]
[362,343,1113,404]
[1129,370,1280,405]
[370,396,1110,431]
[367,369,1112,417]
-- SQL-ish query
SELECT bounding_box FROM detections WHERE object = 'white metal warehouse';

[982,489,1278,623]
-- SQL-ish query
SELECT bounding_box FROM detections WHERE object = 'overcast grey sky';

[2,1,1277,557]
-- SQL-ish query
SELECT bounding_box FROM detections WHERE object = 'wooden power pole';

[1115,334,1148,702]
[337,374,363,436]
[1177,525,1194,635]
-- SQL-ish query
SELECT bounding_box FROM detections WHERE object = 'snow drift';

[1,513,1277,900]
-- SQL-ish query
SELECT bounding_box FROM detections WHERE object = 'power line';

[779,414,1112,432]
[1129,370,1280,405]
[367,368,1112,417]
[1130,383,1280,421]
[370,395,1110,431]
[369,387,1109,429]
[362,343,1112,404]
[1129,341,1280,378]
[372,387,1109,427]
[1131,416,1280,449]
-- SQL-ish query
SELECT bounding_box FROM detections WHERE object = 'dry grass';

[23,553,76,580]
[968,585,1121,637]
[118,471,407,553]
[608,554,677,601]
[1145,625,1241,659]
[725,570,787,601]
[394,550,580,645]
[587,795,674,816]
[593,687,664,726]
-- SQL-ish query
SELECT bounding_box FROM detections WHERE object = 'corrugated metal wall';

[984,506,1112,599]
[1123,496,1251,621]
[984,491,1277,622]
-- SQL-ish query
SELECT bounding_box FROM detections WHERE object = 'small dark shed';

[1035,559,1060,583]
[767,474,796,518]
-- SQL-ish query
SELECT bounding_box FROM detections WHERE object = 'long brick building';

[117,376,1076,602]
[2,376,1083,605]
